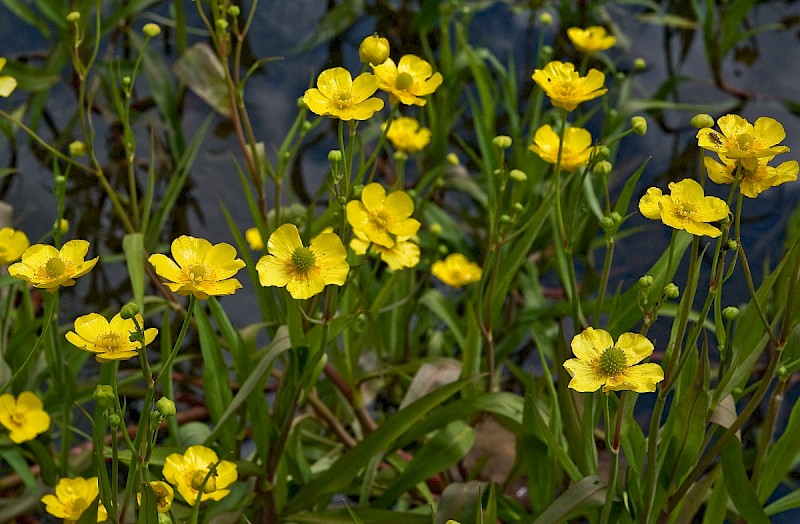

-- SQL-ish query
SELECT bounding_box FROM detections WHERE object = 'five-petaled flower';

[532,61,607,111]
[66,312,158,362]
[563,327,664,393]
[138,480,174,513]
[0,391,50,443]
[529,124,598,171]
[148,236,245,299]
[41,476,108,523]
[697,115,790,170]
[0,57,16,97]
[8,240,99,292]
[256,224,349,300]
[350,230,420,270]
[373,55,443,106]
[303,67,384,121]
[639,178,730,238]
[704,155,799,199]
[162,445,238,506]
[432,253,483,287]
[346,183,421,249]
[383,116,431,153]
[0,227,29,265]
[567,26,616,54]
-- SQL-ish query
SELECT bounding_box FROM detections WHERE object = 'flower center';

[98,332,122,351]
[335,91,352,109]
[9,410,26,427]
[369,209,390,229]
[45,257,66,278]
[736,134,754,151]
[291,247,316,274]
[187,265,207,284]
[598,346,627,378]
[395,72,414,91]
[190,470,217,493]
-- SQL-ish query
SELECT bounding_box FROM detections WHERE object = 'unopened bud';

[351,184,364,198]
[499,214,512,224]
[66,11,80,23]
[69,140,86,157]
[509,169,527,182]
[722,306,739,321]
[107,413,121,429]
[301,120,312,132]
[631,116,647,136]
[639,275,654,288]
[156,397,176,417]
[633,58,647,71]
[297,96,307,109]
[54,218,69,235]
[492,135,512,149]
[143,23,161,38]
[610,211,622,225]
[122,76,132,87]
[430,223,443,236]
[778,366,789,380]
[446,152,460,165]
[594,160,612,177]
[93,385,116,407]
[358,34,390,66]
[596,145,611,160]
[328,149,342,164]
[215,19,229,31]
[599,216,614,230]
[538,12,553,25]
[227,6,240,17]
[691,113,715,129]
[727,240,738,251]
[664,283,680,299]
[394,151,408,162]
[513,202,525,213]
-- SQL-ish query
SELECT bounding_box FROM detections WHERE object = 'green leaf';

[0,448,36,491]
[281,378,475,515]
[765,489,800,517]
[437,481,488,524]
[532,475,606,524]
[173,43,231,117]
[757,383,800,501]
[420,290,465,350]
[373,421,476,507]
[122,233,145,313]
[287,509,430,523]
[720,437,770,524]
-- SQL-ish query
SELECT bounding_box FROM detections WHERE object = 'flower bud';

[143,23,161,38]
[66,11,80,23]
[158,514,171,524]
[122,76,132,87]
[107,413,121,429]
[639,275,654,288]
[120,302,140,320]
[297,96,307,109]
[596,145,611,160]
[393,151,408,163]
[93,385,116,407]
[430,223,443,236]
[593,160,612,177]
[610,211,622,225]
[541,45,553,59]
[778,366,789,380]
[351,184,364,198]
[156,397,176,417]
[538,12,553,25]
[727,240,738,251]
[328,149,342,164]
[437,244,449,255]
[54,218,69,235]
[509,169,527,182]
[664,283,680,299]
[599,216,614,230]
[358,34,390,66]
[633,58,647,71]
[691,113,715,129]
[492,135,512,149]
[722,306,739,321]
[301,120,313,132]
[69,140,87,157]
[499,214,512,224]
[215,18,229,32]
[446,152,460,165]
[513,202,525,213]
[631,116,647,136]
[227,5,241,17]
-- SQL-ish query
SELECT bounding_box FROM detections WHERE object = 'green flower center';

[190,470,217,493]
[98,332,122,351]
[395,72,414,91]
[736,134,754,151]
[291,247,316,274]
[187,265,207,284]
[598,346,627,378]
[45,257,66,278]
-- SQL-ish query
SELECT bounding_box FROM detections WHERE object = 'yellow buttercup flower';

[256,224,349,300]
[66,312,157,362]
[0,391,50,443]
[0,227,29,265]
[704,155,799,198]
[563,327,664,393]
[162,445,238,506]
[383,116,431,153]
[41,477,108,523]
[245,227,264,250]
[373,55,443,106]
[567,26,616,54]
[346,183,421,248]
[639,179,730,237]
[431,253,482,287]
[697,115,790,170]
[8,240,99,292]
[137,480,174,513]
[350,230,420,270]
[532,61,607,111]
[148,236,245,299]
[528,124,598,171]
[303,67,384,121]
[0,58,17,97]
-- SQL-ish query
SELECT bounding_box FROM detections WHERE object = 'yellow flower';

[383,116,431,153]
[532,61,607,111]
[567,26,616,54]
[303,67,384,120]
[346,183,421,248]
[66,312,157,362]
[704,155,799,198]
[639,179,730,237]
[0,58,17,97]
[8,240,99,292]
[0,227,29,265]
[697,115,790,170]
[431,253,482,287]
[256,224,349,300]
[528,124,598,171]
[148,236,245,299]
[0,391,50,443]
[245,227,264,250]
[138,480,174,513]
[563,327,664,393]
[41,477,108,523]
[350,230,420,270]
[162,445,238,506]
[373,55,443,106]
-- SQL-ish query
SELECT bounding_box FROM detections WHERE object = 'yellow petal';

[339,98,384,120]
[668,178,704,202]
[389,217,421,237]
[16,391,44,412]
[384,191,414,221]
[256,255,291,287]
[563,358,606,392]
[149,253,184,283]
[616,333,654,365]
[0,76,16,97]
[172,236,211,268]
[571,327,613,362]
[215,460,238,489]
[58,240,90,264]
[351,73,380,103]
[695,196,729,223]
[267,224,303,261]
[360,183,387,212]
[606,363,664,393]
[200,279,243,296]
[753,117,786,148]
[703,156,733,185]
[286,273,325,299]
[316,67,352,99]
[204,243,245,279]
[303,87,334,117]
